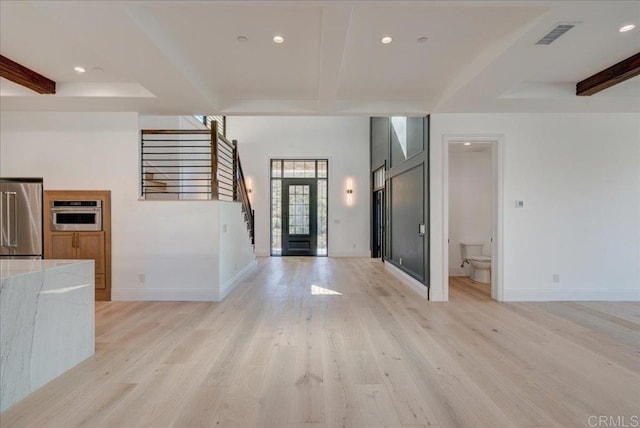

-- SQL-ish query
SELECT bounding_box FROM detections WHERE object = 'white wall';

[227,116,370,257]
[431,113,640,301]
[218,202,257,299]
[448,147,493,276]
[1,112,255,301]
[139,115,206,130]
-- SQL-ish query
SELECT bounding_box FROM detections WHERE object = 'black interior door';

[282,178,317,256]
[372,190,385,258]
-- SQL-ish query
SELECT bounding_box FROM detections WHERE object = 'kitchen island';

[0,259,95,412]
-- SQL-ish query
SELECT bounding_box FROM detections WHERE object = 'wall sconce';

[246,178,253,202]
[346,178,354,206]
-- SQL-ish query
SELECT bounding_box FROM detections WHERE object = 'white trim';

[503,288,640,302]
[112,259,257,302]
[385,262,429,300]
[329,251,370,257]
[219,259,258,300]
[112,288,220,302]
[492,136,505,301]
[441,134,505,302]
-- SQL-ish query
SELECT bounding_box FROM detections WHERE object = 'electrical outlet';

[138,273,146,283]
[552,274,560,283]
[352,243,356,249]
[399,258,403,265]
[223,224,227,233]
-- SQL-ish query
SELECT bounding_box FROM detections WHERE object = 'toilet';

[460,243,492,284]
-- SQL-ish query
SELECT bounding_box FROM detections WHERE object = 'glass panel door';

[271,159,327,256]
[282,179,317,256]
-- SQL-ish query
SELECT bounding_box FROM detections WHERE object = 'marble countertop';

[1,258,95,412]
[0,259,93,279]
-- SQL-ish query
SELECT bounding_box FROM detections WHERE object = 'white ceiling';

[1,0,639,115]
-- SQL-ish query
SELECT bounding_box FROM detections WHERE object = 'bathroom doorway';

[443,136,503,301]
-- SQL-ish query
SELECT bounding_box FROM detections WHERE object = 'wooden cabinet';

[44,191,111,301]
[48,231,106,292]
[50,232,76,259]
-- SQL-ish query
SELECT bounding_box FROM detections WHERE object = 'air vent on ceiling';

[535,23,576,45]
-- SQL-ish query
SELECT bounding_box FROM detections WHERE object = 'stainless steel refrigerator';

[0,178,43,259]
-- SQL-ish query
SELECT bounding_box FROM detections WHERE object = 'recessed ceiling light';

[381,36,393,44]
[464,142,471,146]
[73,66,86,73]
[417,36,428,44]
[237,36,248,42]
[619,24,636,32]
[273,35,284,44]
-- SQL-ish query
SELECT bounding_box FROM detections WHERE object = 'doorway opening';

[371,166,385,259]
[443,136,503,301]
[270,159,328,256]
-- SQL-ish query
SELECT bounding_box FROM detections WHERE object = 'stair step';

[145,179,167,187]
[144,178,169,196]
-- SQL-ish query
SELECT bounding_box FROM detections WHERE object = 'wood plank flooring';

[2,257,639,427]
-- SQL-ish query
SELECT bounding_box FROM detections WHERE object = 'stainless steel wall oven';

[50,200,102,231]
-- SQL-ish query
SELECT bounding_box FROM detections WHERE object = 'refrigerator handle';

[7,192,17,248]
[0,192,4,247]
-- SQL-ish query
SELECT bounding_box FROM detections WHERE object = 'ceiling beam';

[576,52,640,96]
[316,4,353,112]
[0,55,56,94]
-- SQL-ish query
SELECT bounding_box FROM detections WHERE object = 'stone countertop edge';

[0,260,95,279]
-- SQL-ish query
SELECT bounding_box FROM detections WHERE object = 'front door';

[282,178,317,256]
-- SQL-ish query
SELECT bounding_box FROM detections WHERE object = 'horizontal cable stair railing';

[140,129,213,198]
[216,132,236,201]
[235,153,255,245]
[140,120,255,245]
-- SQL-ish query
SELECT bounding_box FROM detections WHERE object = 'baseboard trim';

[254,251,371,258]
[449,267,467,277]
[112,288,220,302]
[219,259,258,300]
[329,251,371,257]
[384,262,429,300]
[503,288,640,302]
[112,259,258,302]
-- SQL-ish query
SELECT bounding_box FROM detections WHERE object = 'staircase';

[140,120,255,246]
[142,172,179,200]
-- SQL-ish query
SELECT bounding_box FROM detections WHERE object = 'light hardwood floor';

[2,257,639,427]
